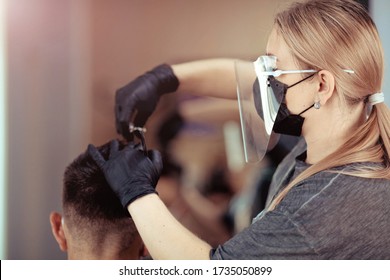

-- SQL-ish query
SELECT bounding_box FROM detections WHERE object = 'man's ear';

[140,244,148,259]
[316,70,335,106]
[49,212,68,252]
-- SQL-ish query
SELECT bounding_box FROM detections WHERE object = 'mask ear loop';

[286,73,316,89]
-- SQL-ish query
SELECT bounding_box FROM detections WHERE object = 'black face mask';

[268,75,315,136]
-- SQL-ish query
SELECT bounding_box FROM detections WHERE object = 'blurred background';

[0,0,387,259]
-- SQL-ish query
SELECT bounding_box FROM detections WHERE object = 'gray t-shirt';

[211,140,390,259]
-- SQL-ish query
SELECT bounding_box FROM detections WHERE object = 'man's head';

[50,141,144,259]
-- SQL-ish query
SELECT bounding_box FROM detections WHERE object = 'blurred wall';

[6,0,92,259]
[4,0,288,259]
[89,0,289,144]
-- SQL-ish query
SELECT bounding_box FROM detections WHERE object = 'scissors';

[128,123,148,156]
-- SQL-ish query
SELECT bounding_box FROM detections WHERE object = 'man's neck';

[67,239,142,260]
[68,248,139,260]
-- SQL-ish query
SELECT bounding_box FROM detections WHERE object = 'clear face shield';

[235,56,281,163]
[235,55,316,163]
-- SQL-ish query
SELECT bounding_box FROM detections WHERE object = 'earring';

[314,94,321,109]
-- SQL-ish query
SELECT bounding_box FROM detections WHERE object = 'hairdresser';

[89,0,390,259]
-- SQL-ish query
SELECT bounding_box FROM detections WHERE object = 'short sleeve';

[210,210,318,260]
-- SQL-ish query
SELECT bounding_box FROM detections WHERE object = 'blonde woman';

[89,0,390,259]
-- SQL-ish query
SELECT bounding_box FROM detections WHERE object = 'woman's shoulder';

[278,164,390,214]
[302,162,389,195]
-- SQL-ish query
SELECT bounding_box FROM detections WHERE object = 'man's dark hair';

[62,140,138,249]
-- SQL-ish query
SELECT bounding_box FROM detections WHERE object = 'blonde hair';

[268,0,390,211]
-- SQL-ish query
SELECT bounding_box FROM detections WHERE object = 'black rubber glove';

[88,140,163,208]
[115,64,180,140]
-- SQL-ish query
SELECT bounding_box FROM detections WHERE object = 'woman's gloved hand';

[88,140,163,208]
[115,64,179,140]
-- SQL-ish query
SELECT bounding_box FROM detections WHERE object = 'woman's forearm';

[172,58,238,99]
[128,193,212,260]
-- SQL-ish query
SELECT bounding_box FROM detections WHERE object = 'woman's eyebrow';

[266,52,279,63]
[266,51,279,59]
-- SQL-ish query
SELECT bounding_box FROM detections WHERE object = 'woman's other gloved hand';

[88,140,163,208]
[115,64,179,140]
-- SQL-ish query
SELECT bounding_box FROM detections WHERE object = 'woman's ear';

[49,212,68,252]
[316,70,335,106]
